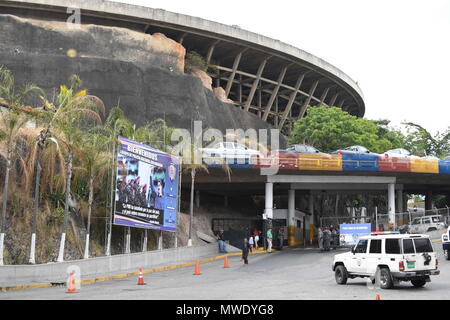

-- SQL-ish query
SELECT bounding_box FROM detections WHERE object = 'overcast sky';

[115,0,450,135]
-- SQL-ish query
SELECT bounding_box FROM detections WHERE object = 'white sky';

[115,0,450,135]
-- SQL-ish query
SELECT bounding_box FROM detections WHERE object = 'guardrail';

[0,243,229,288]
[202,154,450,174]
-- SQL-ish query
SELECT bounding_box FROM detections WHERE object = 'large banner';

[339,223,371,247]
[114,136,180,232]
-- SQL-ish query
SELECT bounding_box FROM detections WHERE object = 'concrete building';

[0,0,365,134]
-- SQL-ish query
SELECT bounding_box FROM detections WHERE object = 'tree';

[0,66,43,266]
[0,110,30,265]
[77,131,110,259]
[39,75,105,263]
[402,122,450,158]
[289,106,401,153]
[181,142,209,247]
[370,119,405,150]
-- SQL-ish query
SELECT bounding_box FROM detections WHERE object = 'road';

[1,242,449,300]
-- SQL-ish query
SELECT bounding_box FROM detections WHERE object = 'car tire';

[378,268,394,289]
[411,279,426,288]
[444,249,450,261]
[335,265,348,285]
[427,228,437,232]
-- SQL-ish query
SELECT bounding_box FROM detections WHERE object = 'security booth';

[272,209,307,246]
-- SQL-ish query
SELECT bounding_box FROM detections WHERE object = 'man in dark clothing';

[278,227,285,250]
[242,237,249,264]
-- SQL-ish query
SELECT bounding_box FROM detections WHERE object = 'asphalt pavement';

[1,242,449,300]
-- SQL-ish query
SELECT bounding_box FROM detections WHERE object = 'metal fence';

[320,206,450,232]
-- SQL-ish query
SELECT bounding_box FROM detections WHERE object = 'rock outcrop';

[0,14,279,139]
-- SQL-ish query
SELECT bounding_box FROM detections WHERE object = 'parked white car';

[333,233,439,289]
[409,215,446,234]
[200,142,262,164]
[383,148,420,158]
[442,226,450,260]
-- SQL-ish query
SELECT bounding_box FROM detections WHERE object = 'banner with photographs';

[114,136,180,232]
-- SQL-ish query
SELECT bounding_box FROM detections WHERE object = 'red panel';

[378,156,411,172]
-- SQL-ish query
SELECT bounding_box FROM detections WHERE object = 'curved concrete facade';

[0,0,365,133]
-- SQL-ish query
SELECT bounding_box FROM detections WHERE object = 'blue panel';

[439,160,450,174]
[342,153,379,172]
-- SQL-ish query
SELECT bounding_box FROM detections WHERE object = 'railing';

[201,154,450,174]
[319,207,450,232]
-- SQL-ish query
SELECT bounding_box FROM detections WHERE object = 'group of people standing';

[318,226,339,251]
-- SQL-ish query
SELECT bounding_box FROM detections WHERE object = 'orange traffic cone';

[224,256,230,268]
[67,272,77,293]
[137,268,146,285]
[375,294,381,300]
[194,261,201,275]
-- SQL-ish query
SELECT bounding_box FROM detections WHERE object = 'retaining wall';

[0,244,235,288]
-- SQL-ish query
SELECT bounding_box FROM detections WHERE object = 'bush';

[185,51,208,73]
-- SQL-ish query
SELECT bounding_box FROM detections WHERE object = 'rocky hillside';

[0,14,278,136]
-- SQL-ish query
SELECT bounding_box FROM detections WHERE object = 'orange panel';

[410,158,439,173]
[298,153,342,171]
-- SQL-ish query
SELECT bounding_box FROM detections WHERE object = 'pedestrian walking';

[318,227,324,251]
[217,230,228,253]
[242,237,249,264]
[248,235,254,253]
[278,226,285,250]
[254,230,259,250]
[266,227,273,253]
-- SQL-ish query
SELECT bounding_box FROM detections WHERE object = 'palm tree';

[36,75,105,263]
[76,131,110,259]
[0,66,43,266]
[0,110,31,265]
[103,107,134,255]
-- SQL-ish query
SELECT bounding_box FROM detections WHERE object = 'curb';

[0,250,269,292]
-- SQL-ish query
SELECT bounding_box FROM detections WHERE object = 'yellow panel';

[298,153,342,171]
[410,158,439,173]
[288,225,296,246]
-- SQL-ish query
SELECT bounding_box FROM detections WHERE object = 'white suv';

[409,215,446,234]
[332,233,440,289]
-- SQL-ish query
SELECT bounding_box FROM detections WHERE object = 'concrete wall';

[0,244,237,287]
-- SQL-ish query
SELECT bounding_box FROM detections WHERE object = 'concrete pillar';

[396,190,404,226]
[288,189,295,246]
[388,183,396,230]
[309,191,314,244]
[396,190,403,213]
[265,182,273,219]
[425,191,433,211]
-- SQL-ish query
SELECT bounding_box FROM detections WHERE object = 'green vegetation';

[0,66,175,264]
[402,122,450,158]
[185,51,208,73]
[288,106,404,153]
[288,105,450,158]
